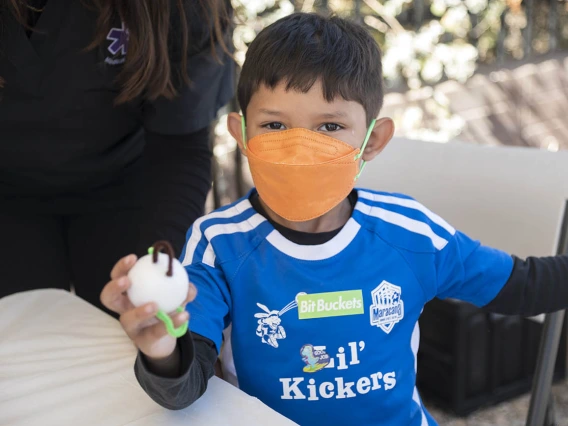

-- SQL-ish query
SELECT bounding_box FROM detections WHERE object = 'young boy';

[101,13,568,425]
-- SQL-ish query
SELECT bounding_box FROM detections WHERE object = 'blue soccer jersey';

[180,189,514,425]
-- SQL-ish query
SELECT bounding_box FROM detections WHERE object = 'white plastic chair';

[358,138,568,426]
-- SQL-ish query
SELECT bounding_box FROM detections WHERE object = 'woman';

[0,0,233,310]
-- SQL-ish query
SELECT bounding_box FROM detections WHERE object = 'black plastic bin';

[417,298,567,416]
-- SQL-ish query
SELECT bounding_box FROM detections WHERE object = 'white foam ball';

[127,252,189,313]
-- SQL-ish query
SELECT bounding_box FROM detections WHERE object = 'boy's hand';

[100,254,197,360]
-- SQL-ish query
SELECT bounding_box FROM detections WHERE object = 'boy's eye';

[264,122,286,130]
[319,123,342,132]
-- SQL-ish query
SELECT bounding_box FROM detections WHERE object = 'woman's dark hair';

[0,0,231,103]
[238,13,384,124]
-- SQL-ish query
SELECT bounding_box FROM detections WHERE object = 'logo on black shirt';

[105,22,129,65]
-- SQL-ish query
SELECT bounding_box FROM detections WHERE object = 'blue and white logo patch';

[370,281,404,334]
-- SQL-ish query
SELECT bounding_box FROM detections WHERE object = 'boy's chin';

[258,195,352,231]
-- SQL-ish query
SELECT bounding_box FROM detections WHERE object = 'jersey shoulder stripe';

[180,197,255,267]
[356,189,455,252]
[201,213,268,267]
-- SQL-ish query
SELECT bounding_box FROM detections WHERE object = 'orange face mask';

[242,117,376,222]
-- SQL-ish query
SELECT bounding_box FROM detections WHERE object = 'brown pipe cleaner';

[152,241,175,277]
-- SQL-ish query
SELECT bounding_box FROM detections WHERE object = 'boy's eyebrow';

[258,108,284,116]
[257,109,347,119]
[316,111,348,119]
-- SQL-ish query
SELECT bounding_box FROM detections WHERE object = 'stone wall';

[383,52,568,151]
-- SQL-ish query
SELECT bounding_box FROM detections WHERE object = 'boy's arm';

[434,229,568,316]
[134,331,218,410]
[483,255,568,316]
[434,231,515,307]
[133,215,233,409]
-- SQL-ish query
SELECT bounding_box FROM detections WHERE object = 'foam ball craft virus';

[127,241,189,337]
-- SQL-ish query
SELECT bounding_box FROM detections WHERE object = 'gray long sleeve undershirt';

[134,332,218,410]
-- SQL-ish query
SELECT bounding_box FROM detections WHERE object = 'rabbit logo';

[254,295,304,348]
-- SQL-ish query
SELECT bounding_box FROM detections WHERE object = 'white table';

[0,289,295,426]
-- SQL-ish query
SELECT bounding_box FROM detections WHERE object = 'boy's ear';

[362,118,395,162]
[228,112,246,153]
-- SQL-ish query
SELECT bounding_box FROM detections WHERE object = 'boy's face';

[228,80,394,162]
[246,80,368,149]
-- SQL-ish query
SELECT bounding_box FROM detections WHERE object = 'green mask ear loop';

[147,246,189,338]
[354,118,376,181]
[241,116,248,150]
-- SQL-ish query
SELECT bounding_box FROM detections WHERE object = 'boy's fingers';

[119,303,158,338]
[173,311,189,327]
[183,283,197,305]
[100,277,132,314]
[173,283,197,311]
[110,254,137,280]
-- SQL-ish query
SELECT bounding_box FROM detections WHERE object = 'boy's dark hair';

[238,13,384,124]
